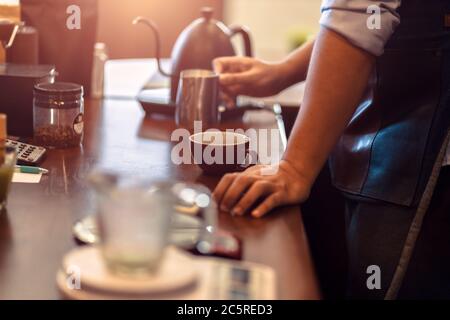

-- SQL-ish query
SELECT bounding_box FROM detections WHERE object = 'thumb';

[213,58,224,73]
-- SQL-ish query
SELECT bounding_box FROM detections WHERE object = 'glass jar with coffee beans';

[33,82,84,149]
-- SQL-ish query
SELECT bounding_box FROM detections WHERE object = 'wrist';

[279,158,315,191]
[263,60,294,94]
[275,60,296,90]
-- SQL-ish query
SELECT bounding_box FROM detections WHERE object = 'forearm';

[277,39,315,89]
[283,27,375,187]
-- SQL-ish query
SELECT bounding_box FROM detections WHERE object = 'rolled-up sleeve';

[320,0,402,56]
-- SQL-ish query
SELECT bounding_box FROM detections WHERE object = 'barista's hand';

[212,160,311,218]
[213,57,287,106]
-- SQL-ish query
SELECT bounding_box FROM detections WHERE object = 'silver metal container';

[175,69,219,131]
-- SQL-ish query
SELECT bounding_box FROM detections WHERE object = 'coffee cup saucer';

[58,246,197,298]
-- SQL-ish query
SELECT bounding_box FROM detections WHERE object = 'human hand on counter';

[212,160,311,218]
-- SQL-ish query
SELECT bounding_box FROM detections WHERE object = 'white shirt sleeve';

[319,0,402,56]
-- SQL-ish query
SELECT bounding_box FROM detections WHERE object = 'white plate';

[61,246,198,295]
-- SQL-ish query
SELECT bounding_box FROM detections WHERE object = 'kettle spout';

[132,16,173,78]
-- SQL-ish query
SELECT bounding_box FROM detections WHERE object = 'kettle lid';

[200,7,214,21]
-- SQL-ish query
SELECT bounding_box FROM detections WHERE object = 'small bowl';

[189,131,250,175]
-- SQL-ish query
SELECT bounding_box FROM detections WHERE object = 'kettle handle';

[132,17,173,78]
[229,25,253,57]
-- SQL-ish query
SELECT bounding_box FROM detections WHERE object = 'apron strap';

[385,129,450,299]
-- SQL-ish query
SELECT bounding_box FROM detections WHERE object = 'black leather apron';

[330,0,450,207]
[328,0,450,299]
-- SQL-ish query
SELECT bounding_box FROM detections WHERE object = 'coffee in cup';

[189,131,251,175]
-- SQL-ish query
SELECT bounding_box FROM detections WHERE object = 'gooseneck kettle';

[133,7,253,102]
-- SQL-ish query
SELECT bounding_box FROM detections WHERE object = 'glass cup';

[0,146,17,212]
[91,173,176,277]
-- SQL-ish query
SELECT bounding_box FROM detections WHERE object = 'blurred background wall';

[97,0,224,59]
[97,0,322,61]
[224,0,322,60]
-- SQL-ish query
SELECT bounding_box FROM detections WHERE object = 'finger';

[224,84,244,96]
[220,89,240,106]
[251,192,282,218]
[220,92,236,109]
[221,175,255,213]
[213,173,238,206]
[220,86,237,100]
[231,181,273,216]
[213,57,251,74]
[219,71,254,86]
[213,58,224,73]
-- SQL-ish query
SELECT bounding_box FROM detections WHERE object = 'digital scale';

[5,138,46,165]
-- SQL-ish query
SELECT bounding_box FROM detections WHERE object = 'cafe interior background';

[97,0,321,60]
[0,0,352,300]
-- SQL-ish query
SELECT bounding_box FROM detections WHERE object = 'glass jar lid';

[34,82,83,100]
